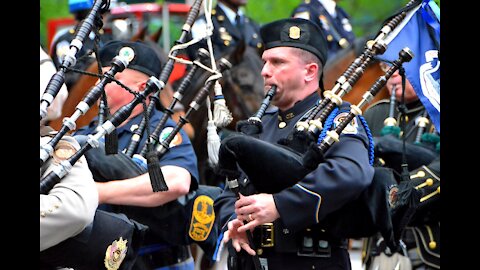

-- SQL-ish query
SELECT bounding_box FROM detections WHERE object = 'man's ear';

[304,62,319,83]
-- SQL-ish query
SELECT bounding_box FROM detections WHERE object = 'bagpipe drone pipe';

[40,0,110,122]
[216,48,415,251]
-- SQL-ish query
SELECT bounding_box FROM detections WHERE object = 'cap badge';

[289,26,301,39]
[104,237,128,270]
[119,46,135,63]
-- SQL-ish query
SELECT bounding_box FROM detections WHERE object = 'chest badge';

[104,237,128,270]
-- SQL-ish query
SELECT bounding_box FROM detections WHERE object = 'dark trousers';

[229,247,352,270]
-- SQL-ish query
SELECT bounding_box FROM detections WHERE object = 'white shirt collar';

[318,0,337,17]
[217,2,244,24]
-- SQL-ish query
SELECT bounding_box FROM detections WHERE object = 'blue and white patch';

[333,112,358,135]
[159,127,183,148]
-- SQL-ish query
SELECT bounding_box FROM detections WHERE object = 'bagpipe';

[215,1,425,251]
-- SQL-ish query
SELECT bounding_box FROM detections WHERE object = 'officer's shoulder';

[337,101,353,111]
[51,27,75,47]
[264,107,279,115]
[367,99,390,109]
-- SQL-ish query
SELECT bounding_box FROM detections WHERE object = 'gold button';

[429,241,437,249]
[257,43,262,48]
[339,38,349,48]
[257,248,263,255]
[278,122,286,129]
[327,35,333,41]
[224,40,230,46]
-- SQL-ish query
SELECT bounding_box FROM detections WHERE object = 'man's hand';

[223,219,256,255]
[235,193,280,233]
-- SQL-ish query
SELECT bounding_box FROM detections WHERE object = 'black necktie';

[235,14,245,40]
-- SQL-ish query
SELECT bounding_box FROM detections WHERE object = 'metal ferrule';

[182,24,191,32]
[248,117,261,123]
[131,134,141,142]
[149,76,163,89]
[113,55,129,69]
[101,121,116,134]
[173,92,183,100]
[53,160,73,178]
[70,38,83,52]
[156,144,167,155]
[227,178,239,189]
[190,101,200,110]
[87,134,100,148]
[62,117,76,131]
[341,81,352,92]
[75,101,90,115]
[40,145,53,163]
[40,106,48,119]
[70,110,82,122]
[42,93,54,104]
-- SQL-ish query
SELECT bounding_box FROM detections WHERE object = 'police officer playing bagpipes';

[214,17,375,270]
[72,39,207,270]
[362,62,440,269]
[186,0,263,60]
[292,0,355,57]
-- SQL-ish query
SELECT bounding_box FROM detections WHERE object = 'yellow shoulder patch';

[189,195,215,241]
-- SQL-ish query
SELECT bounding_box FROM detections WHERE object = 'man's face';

[261,47,310,110]
[380,62,418,104]
[386,71,418,104]
[101,67,149,114]
[221,0,248,7]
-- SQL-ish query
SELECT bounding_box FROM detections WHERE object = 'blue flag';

[382,0,440,133]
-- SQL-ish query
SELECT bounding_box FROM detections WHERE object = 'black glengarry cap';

[99,40,163,78]
[260,17,328,65]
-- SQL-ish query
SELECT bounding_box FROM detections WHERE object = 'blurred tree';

[40,0,439,50]
[40,0,70,47]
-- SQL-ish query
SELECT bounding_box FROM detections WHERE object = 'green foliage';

[40,0,71,47]
[40,0,440,48]
[245,0,299,24]
[339,0,408,37]
[244,0,412,39]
